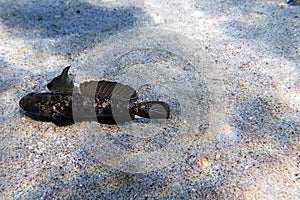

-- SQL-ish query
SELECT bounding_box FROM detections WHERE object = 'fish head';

[19,92,54,117]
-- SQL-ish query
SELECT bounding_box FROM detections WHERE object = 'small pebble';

[197,157,210,167]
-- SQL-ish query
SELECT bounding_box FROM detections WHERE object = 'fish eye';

[27,98,34,106]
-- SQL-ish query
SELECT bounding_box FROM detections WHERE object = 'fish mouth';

[19,97,24,109]
[19,93,34,111]
[19,92,44,116]
[19,96,29,111]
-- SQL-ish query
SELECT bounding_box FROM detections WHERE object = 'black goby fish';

[19,66,170,126]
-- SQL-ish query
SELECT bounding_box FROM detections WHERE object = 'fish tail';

[132,101,170,119]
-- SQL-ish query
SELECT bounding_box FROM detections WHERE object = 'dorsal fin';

[79,80,138,102]
[46,65,74,94]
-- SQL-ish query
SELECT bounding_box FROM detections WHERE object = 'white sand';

[0,0,299,199]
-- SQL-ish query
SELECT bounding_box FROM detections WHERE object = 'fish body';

[19,67,170,126]
[287,0,299,5]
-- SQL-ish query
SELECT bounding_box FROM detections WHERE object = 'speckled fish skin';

[19,66,170,125]
[19,90,170,125]
[19,92,73,120]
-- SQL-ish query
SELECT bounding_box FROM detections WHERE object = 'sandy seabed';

[0,0,299,199]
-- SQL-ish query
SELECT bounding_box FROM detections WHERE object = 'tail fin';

[133,101,170,119]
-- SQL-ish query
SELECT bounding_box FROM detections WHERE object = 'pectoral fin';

[51,106,74,126]
[52,106,73,120]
